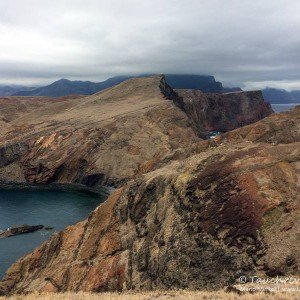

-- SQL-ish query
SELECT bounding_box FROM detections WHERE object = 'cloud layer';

[0,0,299,89]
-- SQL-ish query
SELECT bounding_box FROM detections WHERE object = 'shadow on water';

[0,186,109,279]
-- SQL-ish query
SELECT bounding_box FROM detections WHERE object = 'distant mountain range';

[2,75,300,104]
[261,87,300,104]
[12,76,132,97]
[10,74,237,97]
[0,85,35,96]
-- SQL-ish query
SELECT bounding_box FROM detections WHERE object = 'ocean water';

[0,188,108,279]
[271,103,298,113]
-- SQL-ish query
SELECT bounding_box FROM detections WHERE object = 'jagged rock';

[0,142,29,168]
[0,225,44,238]
[44,226,54,231]
[176,89,273,137]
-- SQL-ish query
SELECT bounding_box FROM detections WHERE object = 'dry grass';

[1,290,300,300]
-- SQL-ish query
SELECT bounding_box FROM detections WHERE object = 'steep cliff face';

[225,105,300,144]
[0,106,299,295]
[176,89,273,137]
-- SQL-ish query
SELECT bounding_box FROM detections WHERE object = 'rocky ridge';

[0,76,297,295]
[0,76,272,187]
[176,89,273,137]
[0,76,199,186]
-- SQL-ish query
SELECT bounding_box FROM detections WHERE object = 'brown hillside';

[1,75,297,296]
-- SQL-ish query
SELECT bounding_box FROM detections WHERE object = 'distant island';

[261,87,300,104]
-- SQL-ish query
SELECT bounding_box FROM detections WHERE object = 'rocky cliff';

[176,89,273,137]
[0,75,294,295]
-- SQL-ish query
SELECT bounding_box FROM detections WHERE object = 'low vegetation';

[1,290,300,300]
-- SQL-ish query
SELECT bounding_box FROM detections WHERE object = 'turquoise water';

[271,103,298,113]
[0,188,108,279]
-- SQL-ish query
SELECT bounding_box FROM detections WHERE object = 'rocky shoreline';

[0,182,112,197]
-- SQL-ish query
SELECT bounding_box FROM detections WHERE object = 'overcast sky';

[0,0,300,90]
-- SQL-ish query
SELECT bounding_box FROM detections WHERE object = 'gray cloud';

[0,0,299,90]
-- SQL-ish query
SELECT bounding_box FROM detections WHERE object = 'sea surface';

[271,103,298,113]
[0,188,108,279]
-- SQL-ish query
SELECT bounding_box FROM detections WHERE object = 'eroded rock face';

[0,75,294,295]
[176,89,273,137]
[1,106,299,294]
[226,106,300,144]
[0,142,29,168]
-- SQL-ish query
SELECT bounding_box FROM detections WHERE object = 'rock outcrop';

[176,89,273,137]
[0,75,294,295]
[225,105,300,144]
[0,225,44,238]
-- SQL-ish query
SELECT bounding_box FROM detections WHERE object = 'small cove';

[0,186,108,279]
